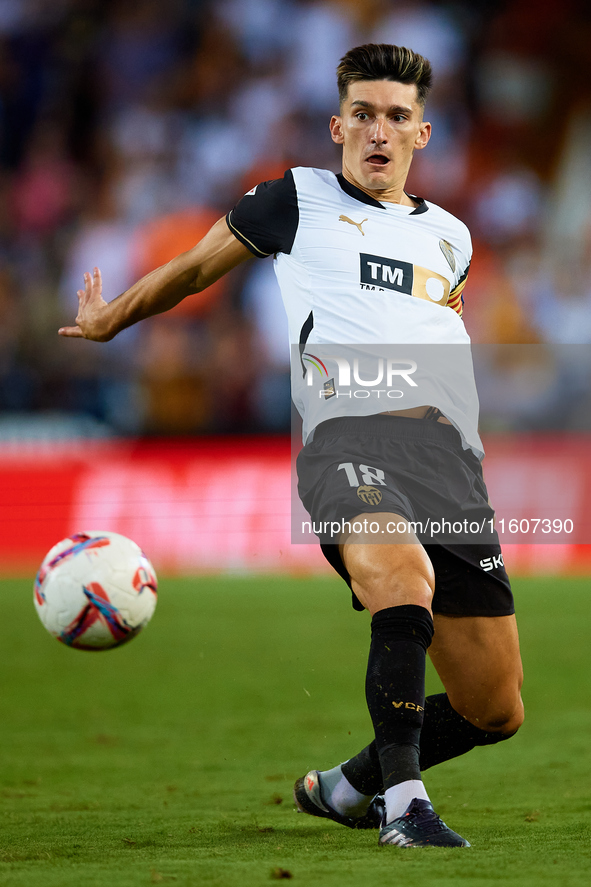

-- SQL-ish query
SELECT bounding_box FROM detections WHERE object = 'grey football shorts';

[296,414,514,617]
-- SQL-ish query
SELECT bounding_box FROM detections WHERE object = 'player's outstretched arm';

[58,218,252,341]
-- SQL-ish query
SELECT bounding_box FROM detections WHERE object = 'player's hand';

[58,267,112,341]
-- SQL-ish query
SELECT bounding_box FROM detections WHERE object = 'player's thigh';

[429,613,524,732]
[339,512,435,615]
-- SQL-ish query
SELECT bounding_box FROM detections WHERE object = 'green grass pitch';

[1,573,590,886]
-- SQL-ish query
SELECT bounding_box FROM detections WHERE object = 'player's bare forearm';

[58,218,252,341]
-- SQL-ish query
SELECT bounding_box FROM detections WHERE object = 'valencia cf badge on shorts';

[439,239,456,273]
[323,378,336,398]
[357,486,382,506]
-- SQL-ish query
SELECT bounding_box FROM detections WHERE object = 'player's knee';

[350,550,435,613]
[462,695,524,735]
[361,561,433,604]
[488,698,524,735]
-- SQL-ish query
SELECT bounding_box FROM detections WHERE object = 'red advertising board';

[0,435,590,575]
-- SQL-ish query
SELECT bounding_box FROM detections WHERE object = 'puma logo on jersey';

[339,215,368,235]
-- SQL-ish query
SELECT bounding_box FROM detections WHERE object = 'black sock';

[342,692,516,794]
[419,693,517,770]
[365,605,434,791]
[341,741,382,796]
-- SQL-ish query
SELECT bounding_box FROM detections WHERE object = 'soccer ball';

[34,531,157,651]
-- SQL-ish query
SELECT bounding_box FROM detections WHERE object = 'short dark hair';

[337,44,432,108]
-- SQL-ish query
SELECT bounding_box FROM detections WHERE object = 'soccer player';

[59,44,524,849]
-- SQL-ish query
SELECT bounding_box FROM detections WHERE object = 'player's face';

[330,80,431,202]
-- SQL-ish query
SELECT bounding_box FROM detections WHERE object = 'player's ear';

[415,121,431,150]
[330,115,344,145]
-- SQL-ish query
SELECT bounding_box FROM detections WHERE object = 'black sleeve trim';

[226,169,299,258]
[226,213,269,257]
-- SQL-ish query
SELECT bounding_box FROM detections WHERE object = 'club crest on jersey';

[357,485,383,506]
[439,239,456,272]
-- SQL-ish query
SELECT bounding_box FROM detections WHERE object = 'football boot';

[293,769,384,829]
[379,798,470,847]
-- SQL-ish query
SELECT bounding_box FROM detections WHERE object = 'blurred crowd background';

[1,0,591,439]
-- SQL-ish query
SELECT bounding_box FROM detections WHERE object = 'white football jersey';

[227,166,481,454]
